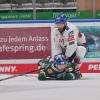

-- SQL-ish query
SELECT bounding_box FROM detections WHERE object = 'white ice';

[0,73,100,100]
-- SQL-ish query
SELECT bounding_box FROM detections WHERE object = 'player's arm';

[77,32,86,46]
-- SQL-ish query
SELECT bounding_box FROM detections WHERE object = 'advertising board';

[0,19,100,73]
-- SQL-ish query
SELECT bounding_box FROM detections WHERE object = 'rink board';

[0,19,100,74]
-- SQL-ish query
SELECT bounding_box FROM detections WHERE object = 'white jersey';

[54,22,86,58]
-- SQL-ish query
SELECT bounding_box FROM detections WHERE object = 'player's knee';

[63,73,75,80]
[38,74,46,80]
[76,46,87,58]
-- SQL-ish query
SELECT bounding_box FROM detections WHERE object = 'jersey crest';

[68,31,75,41]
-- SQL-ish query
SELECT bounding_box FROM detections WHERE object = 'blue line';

[70,19,100,22]
[0,20,54,24]
[0,19,100,24]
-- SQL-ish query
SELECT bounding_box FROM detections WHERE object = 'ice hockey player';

[54,13,87,79]
[38,54,76,80]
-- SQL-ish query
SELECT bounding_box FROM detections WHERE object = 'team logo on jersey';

[47,68,53,74]
[68,31,75,41]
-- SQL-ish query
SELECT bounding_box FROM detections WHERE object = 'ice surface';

[0,73,100,100]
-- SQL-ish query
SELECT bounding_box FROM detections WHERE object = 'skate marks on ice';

[0,84,81,94]
[81,73,100,80]
[0,80,85,94]
[0,85,35,93]
[0,74,100,94]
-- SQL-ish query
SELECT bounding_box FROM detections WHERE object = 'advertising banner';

[80,62,100,73]
[0,20,100,74]
[0,12,33,20]
[0,10,100,20]
[96,10,100,18]
[0,27,51,59]
[0,64,38,74]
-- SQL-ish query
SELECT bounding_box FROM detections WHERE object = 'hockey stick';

[0,56,51,82]
[0,68,44,82]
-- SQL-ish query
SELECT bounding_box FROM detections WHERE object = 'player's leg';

[63,72,75,80]
[38,73,47,80]
[74,46,87,79]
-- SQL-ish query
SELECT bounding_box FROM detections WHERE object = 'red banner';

[0,62,100,74]
[0,27,51,59]
[0,64,38,74]
[80,62,100,73]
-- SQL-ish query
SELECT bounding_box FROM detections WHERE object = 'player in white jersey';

[54,14,87,79]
